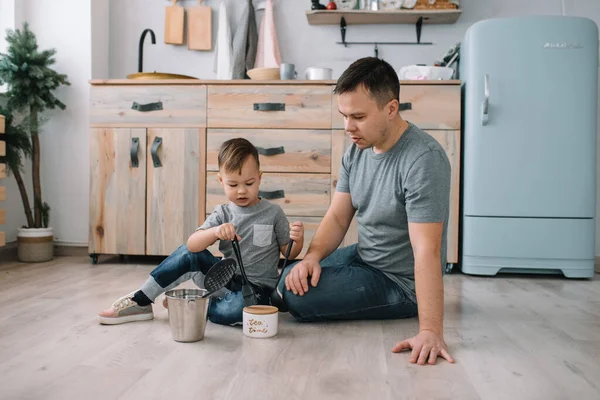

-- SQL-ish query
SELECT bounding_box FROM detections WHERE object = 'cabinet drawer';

[332,84,461,130]
[206,216,322,259]
[90,85,207,127]
[206,172,331,217]
[207,129,331,173]
[207,85,332,129]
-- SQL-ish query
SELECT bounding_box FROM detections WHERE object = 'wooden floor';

[0,255,599,400]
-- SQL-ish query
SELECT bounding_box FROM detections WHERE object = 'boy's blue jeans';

[139,245,247,326]
[276,244,418,322]
[140,244,418,326]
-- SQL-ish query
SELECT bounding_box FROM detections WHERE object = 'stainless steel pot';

[165,289,210,342]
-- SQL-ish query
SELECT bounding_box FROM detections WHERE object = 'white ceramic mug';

[305,67,333,80]
[243,305,278,338]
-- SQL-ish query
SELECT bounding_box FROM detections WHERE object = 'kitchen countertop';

[89,79,461,86]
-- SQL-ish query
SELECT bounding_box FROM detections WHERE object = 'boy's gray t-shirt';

[198,199,290,289]
[336,122,451,302]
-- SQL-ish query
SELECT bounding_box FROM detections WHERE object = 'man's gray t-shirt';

[198,199,290,289]
[336,122,451,302]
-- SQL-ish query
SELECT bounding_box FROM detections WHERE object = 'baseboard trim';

[54,243,88,257]
[0,240,88,262]
[4,240,600,273]
[0,240,18,262]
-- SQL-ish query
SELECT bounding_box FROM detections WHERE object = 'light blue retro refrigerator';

[459,16,598,278]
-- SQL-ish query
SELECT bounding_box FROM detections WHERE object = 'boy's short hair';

[334,57,400,110]
[218,138,260,174]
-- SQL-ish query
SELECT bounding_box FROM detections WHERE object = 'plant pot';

[17,227,54,263]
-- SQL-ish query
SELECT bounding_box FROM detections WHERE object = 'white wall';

[2,0,109,247]
[108,0,595,80]
[2,0,30,244]
[21,0,92,245]
[2,0,600,257]
[92,1,110,80]
[1,0,24,243]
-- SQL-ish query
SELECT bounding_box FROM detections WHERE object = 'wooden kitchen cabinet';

[207,85,332,129]
[332,82,461,130]
[89,128,147,257]
[428,130,461,266]
[206,129,331,173]
[204,88,334,257]
[330,83,462,269]
[89,80,461,268]
[89,127,206,262]
[145,128,206,256]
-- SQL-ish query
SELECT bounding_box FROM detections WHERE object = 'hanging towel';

[231,0,258,79]
[213,0,233,80]
[254,0,282,68]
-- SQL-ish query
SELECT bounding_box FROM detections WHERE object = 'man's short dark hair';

[334,57,400,109]
[218,138,260,174]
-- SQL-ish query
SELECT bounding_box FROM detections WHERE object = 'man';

[277,57,454,366]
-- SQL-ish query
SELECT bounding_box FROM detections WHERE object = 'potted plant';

[0,22,70,262]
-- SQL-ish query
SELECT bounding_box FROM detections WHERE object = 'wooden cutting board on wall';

[188,0,212,50]
[165,0,185,45]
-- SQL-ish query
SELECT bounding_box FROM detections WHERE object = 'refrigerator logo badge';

[543,42,583,49]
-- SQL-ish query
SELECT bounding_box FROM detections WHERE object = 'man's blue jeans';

[277,244,418,322]
[139,245,246,326]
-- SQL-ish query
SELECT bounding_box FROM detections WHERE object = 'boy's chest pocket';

[253,224,273,247]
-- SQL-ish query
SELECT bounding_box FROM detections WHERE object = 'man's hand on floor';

[392,329,455,365]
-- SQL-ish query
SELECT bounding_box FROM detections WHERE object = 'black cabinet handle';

[253,103,285,111]
[259,190,285,200]
[130,137,139,168]
[256,146,285,156]
[132,101,163,112]
[151,137,162,167]
[399,102,412,111]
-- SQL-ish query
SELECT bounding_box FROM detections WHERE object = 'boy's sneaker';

[98,292,153,325]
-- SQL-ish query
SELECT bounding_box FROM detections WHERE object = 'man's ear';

[217,173,223,186]
[388,99,399,119]
[258,170,263,180]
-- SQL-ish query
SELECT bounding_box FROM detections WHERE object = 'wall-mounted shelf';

[305,9,461,53]
[305,9,461,25]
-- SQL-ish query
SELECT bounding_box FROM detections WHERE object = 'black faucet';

[138,29,156,73]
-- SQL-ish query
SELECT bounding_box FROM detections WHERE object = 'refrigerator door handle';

[481,74,490,125]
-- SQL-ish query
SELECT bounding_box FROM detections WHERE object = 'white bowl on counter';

[398,65,454,80]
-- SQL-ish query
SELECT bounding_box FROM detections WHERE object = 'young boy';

[98,138,304,326]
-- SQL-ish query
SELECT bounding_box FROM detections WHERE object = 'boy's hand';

[289,221,304,242]
[215,223,241,241]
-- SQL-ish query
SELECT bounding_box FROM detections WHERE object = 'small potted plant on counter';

[0,22,70,262]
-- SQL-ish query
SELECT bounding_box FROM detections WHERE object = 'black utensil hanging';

[231,237,260,306]
[201,258,237,298]
[269,239,293,312]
